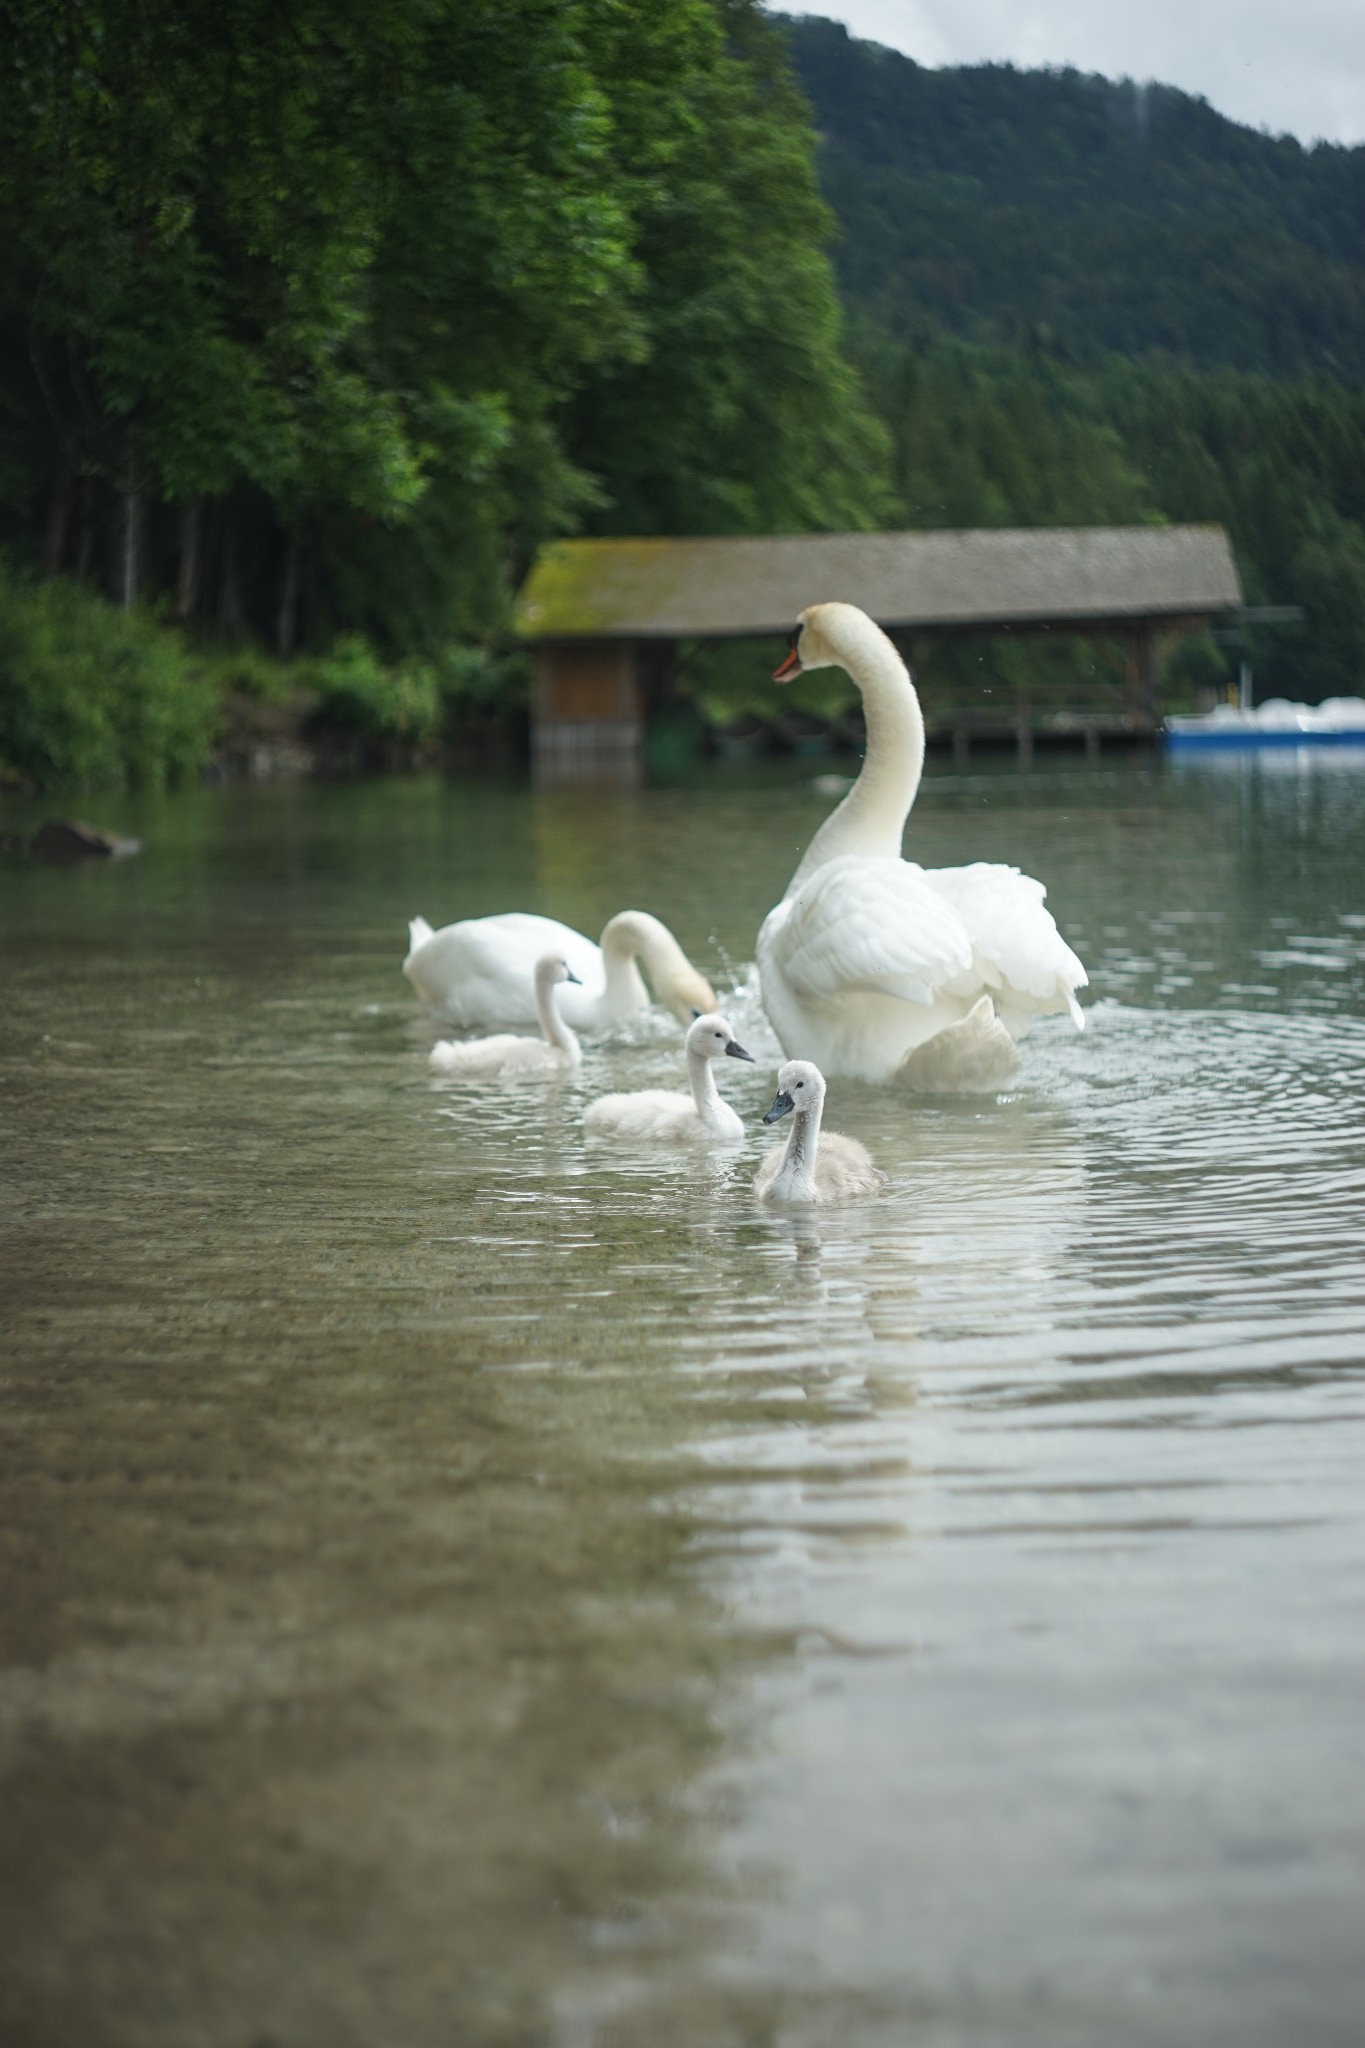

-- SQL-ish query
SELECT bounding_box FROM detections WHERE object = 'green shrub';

[303,633,442,741]
[0,561,220,791]
[433,643,529,715]
[190,641,297,704]
[302,635,528,743]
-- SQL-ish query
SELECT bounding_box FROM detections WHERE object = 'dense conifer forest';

[0,0,1362,788]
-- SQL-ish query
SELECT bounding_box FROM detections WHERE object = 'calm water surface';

[2,750,1364,2047]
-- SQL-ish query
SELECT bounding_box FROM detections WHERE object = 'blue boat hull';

[1165,728,1365,751]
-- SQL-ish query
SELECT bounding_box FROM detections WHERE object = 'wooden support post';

[1126,625,1158,732]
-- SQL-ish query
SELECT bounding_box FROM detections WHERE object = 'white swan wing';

[924,863,1088,1022]
[765,856,975,1007]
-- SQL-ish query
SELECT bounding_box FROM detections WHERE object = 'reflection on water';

[2,750,1364,2046]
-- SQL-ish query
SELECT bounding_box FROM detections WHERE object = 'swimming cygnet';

[429,955,581,1078]
[753,1059,886,1203]
[584,1013,755,1142]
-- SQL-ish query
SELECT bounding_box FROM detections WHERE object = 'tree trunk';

[218,511,242,635]
[75,477,95,579]
[276,530,299,657]
[116,427,143,609]
[118,483,142,609]
[177,500,203,621]
[42,469,73,578]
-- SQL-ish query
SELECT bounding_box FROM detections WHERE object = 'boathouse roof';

[514,525,1242,640]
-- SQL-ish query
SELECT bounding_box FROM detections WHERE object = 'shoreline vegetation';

[1,3,1362,796]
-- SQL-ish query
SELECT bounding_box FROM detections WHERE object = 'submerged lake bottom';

[2,752,1364,2046]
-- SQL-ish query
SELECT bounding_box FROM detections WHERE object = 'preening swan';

[585,1013,755,1142]
[754,1060,885,1203]
[404,909,715,1031]
[757,603,1087,1091]
[429,955,581,1079]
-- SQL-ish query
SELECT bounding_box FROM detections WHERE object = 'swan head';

[686,1012,755,1064]
[601,911,717,1023]
[663,965,720,1026]
[533,953,581,991]
[773,602,896,683]
[761,1058,826,1123]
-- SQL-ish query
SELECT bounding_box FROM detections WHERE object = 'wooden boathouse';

[513,524,1244,774]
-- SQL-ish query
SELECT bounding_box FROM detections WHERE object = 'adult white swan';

[756,603,1087,1092]
[404,909,715,1032]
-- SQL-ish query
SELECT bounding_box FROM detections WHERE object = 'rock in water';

[28,819,142,864]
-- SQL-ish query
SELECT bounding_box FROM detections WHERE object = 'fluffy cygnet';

[753,1058,885,1203]
[429,955,581,1078]
[584,1013,755,1141]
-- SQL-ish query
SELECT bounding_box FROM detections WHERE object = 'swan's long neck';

[534,976,580,1058]
[772,1098,823,1199]
[687,1047,724,1129]
[598,916,654,1016]
[786,627,924,896]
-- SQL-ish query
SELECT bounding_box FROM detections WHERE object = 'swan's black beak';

[762,1089,795,1123]
[725,1038,755,1062]
[772,629,802,685]
[564,966,582,984]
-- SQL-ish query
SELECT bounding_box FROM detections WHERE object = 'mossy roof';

[514,525,1242,640]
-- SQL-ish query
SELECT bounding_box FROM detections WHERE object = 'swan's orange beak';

[772,639,802,684]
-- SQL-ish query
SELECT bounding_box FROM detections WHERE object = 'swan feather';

[764,854,975,1008]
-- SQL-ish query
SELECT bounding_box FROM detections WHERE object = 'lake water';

[2,749,1364,2047]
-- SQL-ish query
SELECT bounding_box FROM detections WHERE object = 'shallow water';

[2,749,1364,2047]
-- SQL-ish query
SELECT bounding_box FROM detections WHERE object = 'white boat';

[1164,696,1365,751]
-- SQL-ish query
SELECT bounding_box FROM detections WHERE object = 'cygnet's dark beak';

[762,1089,795,1123]
[564,966,582,984]
[691,1007,703,1019]
[725,1038,755,1062]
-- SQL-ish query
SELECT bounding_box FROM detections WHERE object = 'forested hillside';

[778,15,1365,383]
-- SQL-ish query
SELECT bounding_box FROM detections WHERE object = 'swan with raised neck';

[775,602,924,894]
[758,601,1087,1089]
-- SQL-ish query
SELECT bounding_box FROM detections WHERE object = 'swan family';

[404,597,1088,1196]
[427,955,882,1200]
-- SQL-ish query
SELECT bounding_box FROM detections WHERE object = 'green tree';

[561,0,890,538]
